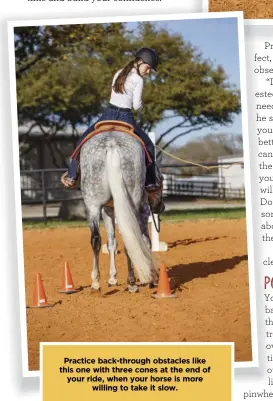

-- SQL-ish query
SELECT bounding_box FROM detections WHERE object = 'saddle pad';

[70,120,152,165]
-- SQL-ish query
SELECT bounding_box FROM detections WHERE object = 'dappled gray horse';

[80,130,159,293]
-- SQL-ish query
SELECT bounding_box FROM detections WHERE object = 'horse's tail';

[106,147,158,283]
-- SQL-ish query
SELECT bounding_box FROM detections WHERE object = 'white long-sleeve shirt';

[109,68,143,111]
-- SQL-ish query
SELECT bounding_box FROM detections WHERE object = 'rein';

[148,187,164,234]
[149,205,161,233]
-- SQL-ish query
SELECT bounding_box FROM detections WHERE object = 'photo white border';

[40,341,235,401]
[7,10,258,377]
[244,20,273,25]
[202,0,209,13]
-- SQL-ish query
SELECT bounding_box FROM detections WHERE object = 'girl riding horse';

[61,47,164,213]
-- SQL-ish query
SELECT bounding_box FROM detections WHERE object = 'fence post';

[41,170,47,224]
[148,132,167,252]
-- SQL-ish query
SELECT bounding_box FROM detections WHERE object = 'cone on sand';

[32,273,51,308]
[152,263,176,299]
[59,262,80,294]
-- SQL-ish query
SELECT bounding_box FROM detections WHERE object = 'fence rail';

[20,168,245,222]
[21,168,70,204]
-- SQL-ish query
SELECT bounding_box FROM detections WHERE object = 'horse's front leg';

[102,206,118,286]
[87,208,101,291]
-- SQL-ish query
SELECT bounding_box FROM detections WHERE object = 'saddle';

[70,120,152,165]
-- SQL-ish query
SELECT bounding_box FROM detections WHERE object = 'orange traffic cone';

[31,273,51,308]
[152,263,176,299]
[59,262,80,294]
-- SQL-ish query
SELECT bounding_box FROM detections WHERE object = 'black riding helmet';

[135,47,158,72]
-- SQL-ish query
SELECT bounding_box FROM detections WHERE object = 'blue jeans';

[68,105,156,185]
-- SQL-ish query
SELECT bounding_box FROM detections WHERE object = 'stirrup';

[61,172,77,188]
[147,185,165,214]
[145,183,163,194]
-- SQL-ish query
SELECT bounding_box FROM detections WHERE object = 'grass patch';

[161,208,246,222]
[23,207,246,229]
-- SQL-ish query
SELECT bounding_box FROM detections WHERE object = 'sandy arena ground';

[23,218,252,371]
[209,0,273,19]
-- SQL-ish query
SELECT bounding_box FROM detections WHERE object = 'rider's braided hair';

[113,58,142,94]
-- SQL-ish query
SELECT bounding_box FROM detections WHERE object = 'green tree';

[15,23,131,136]
[15,22,241,166]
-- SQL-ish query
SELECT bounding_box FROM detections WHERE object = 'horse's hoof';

[149,282,158,289]
[128,285,139,293]
[90,285,101,294]
[107,279,118,287]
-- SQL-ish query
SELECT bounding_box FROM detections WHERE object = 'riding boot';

[61,158,80,188]
[145,161,165,214]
